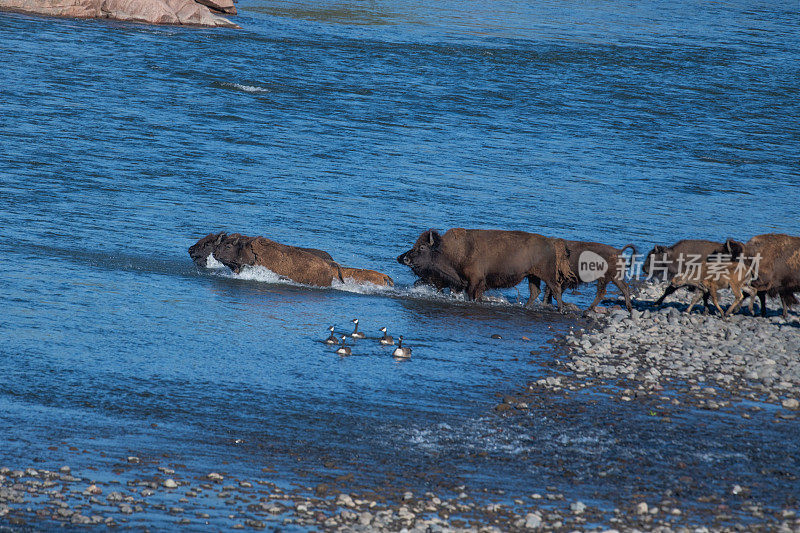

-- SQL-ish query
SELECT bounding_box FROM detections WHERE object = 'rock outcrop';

[0,0,239,27]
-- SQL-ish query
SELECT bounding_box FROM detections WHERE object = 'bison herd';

[189,230,800,320]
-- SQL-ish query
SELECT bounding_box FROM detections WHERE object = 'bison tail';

[553,239,576,285]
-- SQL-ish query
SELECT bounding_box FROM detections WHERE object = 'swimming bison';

[340,267,394,287]
[189,232,335,268]
[189,232,394,287]
[211,234,344,287]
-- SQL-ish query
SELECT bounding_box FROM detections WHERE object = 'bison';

[189,232,334,268]
[189,232,236,267]
[541,241,636,311]
[397,228,574,311]
[339,267,394,287]
[642,239,724,311]
[210,234,344,287]
[669,259,756,317]
[718,233,800,318]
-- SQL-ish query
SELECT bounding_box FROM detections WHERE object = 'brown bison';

[189,232,235,267]
[397,228,574,311]
[719,233,800,318]
[670,260,756,317]
[542,241,636,311]
[340,267,394,287]
[642,239,724,310]
[210,234,344,287]
[189,232,334,268]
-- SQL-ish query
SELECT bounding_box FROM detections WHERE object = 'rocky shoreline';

[524,282,800,413]
[2,456,798,532]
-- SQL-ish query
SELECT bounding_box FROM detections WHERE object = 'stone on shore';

[0,0,239,28]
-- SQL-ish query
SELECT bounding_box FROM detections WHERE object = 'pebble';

[525,512,542,528]
[570,501,586,514]
[782,398,799,409]
[84,484,102,495]
[547,281,800,407]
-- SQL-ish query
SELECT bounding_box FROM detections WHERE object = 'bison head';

[213,235,256,274]
[721,238,745,260]
[188,232,226,267]
[641,244,668,279]
[397,229,441,270]
[397,230,466,290]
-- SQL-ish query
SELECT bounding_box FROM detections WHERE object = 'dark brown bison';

[397,228,574,311]
[642,239,724,310]
[189,232,235,267]
[189,232,335,268]
[340,267,394,287]
[719,233,800,318]
[542,241,636,311]
[210,234,343,287]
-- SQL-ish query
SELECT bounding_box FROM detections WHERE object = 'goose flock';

[325,319,411,359]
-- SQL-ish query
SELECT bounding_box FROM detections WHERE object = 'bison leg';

[739,289,755,315]
[710,289,725,317]
[746,289,755,316]
[780,292,793,319]
[612,279,633,312]
[587,281,606,311]
[544,281,566,312]
[526,276,542,308]
[725,286,745,317]
[740,285,757,317]
[467,278,486,302]
[685,290,704,314]
[543,287,553,305]
[654,284,679,306]
[759,291,767,317]
[702,290,713,314]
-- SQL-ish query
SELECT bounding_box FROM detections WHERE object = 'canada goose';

[392,336,411,358]
[350,318,365,339]
[379,327,394,345]
[336,336,352,356]
[324,326,338,344]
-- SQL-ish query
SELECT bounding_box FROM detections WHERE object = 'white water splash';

[332,277,394,295]
[229,265,287,284]
[205,254,226,269]
[219,82,270,94]
[203,263,524,308]
[399,418,612,457]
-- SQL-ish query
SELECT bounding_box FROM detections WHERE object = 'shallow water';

[1,0,799,527]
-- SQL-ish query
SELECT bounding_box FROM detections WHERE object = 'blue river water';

[1,0,799,528]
